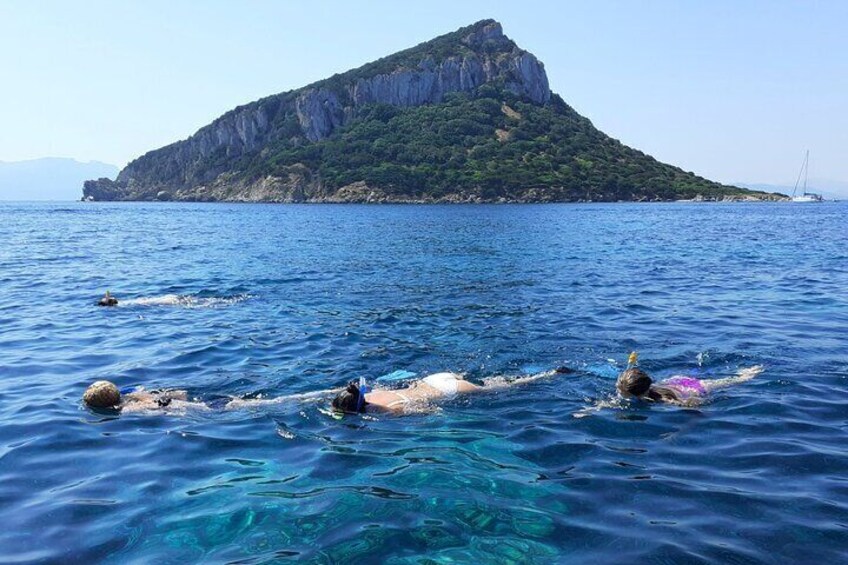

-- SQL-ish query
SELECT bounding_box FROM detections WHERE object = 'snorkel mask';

[328,377,371,420]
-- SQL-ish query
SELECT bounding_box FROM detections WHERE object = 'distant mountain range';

[84,20,780,203]
[1,158,117,201]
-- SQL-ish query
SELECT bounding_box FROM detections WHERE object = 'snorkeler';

[615,357,763,406]
[97,291,118,307]
[82,380,205,412]
[331,367,574,415]
[82,379,345,413]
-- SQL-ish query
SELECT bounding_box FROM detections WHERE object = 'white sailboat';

[790,150,823,202]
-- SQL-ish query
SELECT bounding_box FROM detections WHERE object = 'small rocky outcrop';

[83,178,127,201]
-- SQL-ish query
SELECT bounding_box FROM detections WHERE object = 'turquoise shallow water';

[0,201,846,563]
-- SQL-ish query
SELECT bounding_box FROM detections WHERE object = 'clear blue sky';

[2,0,846,193]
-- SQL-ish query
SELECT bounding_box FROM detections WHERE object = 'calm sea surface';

[0,201,846,563]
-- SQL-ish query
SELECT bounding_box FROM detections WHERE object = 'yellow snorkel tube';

[627,351,638,369]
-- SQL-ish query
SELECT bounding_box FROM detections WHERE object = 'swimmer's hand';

[737,365,764,381]
[701,365,764,393]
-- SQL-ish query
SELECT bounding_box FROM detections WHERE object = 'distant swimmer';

[616,352,762,406]
[331,367,575,416]
[97,291,118,307]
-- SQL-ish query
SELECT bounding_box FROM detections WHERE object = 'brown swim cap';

[83,381,121,408]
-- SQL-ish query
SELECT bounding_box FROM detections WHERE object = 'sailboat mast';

[803,150,809,195]
[792,151,805,197]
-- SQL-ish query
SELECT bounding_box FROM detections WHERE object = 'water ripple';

[0,202,847,562]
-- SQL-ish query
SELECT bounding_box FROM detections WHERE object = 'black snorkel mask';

[329,376,371,420]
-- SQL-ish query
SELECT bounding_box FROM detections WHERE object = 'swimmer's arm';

[573,397,617,418]
[701,365,763,393]
[124,389,187,401]
[224,387,344,410]
[162,390,188,401]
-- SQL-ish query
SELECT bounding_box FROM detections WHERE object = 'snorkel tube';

[356,376,371,412]
[98,290,119,307]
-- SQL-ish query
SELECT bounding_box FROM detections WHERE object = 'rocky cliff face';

[295,46,548,143]
[86,20,550,200]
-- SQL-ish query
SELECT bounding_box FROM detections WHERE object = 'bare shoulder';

[124,391,155,403]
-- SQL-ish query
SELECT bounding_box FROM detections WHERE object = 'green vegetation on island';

[240,87,758,202]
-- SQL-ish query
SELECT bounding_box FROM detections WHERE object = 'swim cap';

[83,381,121,408]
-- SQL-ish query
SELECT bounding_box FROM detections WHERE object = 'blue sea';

[1,201,846,563]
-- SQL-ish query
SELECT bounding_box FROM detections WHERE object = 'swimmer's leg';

[701,365,763,393]
[482,367,572,390]
[455,380,482,394]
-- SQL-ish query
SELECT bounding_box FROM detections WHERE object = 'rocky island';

[84,20,779,203]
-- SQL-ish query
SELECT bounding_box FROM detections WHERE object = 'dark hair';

[646,385,682,403]
[616,368,653,397]
[332,381,367,413]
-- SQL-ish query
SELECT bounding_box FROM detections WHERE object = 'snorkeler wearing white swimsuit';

[342,372,472,413]
[332,368,574,415]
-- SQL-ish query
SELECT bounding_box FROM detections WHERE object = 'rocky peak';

[292,20,550,140]
[462,20,505,47]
